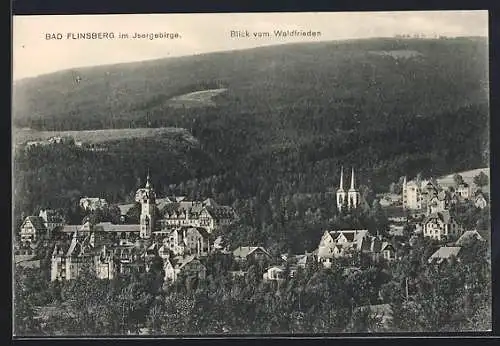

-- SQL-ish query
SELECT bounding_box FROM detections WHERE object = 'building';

[428,246,462,264]
[94,244,117,280]
[79,197,108,211]
[263,266,286,281]
[456,183,471,200]
[427,190,451,215]
[19,216,47,245]
[232,246,273,263]
[162,226,211,257]
[455,230,485,246]
[51,232,94,281]
[163,228,186,256]
[92,222,141,241]
[379,242,396,262]
[163,255,206,283]
[402,177,422,210]
[135,173,156,239]
[317,229,369,267]
[39,209,65,234]
[378,194,402,208]
[422,210,462,241]
[336,167,361,212]
[403,177,441,211]
[317,229,397,267]
[132,174,236,238]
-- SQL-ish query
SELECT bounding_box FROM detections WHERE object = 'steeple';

[145,170,151,189]
[349,167,356,191]
[339,166,344,191]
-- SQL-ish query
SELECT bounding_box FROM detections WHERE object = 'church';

[336,167,361,211]
[134,173,237,238]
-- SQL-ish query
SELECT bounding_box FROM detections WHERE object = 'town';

[15,165,490,291]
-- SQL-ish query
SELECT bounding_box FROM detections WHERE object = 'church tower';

[136,172,156,239]
[336,167,347,212]
[347,168,360,209]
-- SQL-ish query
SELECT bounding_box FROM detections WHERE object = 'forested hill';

[13,37,489,224]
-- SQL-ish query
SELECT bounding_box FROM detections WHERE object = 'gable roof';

[233,246,271,259]
[176,254,201,269]
[330,230,369,243]
[39,209,65,223]
[428,246,461,263]
[380,242,395,252]
[23,216,47,232]
[424,210,453,225]
[184,226,210,239]
[117,204,135,216]
[456,230,485,245]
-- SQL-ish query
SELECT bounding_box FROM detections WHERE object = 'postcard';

[12,11,491,336]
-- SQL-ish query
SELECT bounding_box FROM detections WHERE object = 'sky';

[12,11,488,80]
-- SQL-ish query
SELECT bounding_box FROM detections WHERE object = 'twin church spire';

[336,166,360,211]
[338,167,357,191]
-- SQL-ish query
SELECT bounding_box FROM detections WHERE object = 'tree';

[473,172,489,189]
[453,174,464,186]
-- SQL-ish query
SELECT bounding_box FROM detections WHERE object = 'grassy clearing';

[167,88,228,108]
[13,127,196,146]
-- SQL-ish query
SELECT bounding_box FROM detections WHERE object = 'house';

[79,197,108,211]
[426,190,450,215]
[378,194,402,208]
[388,224,405,237]
[294,252,313,268]
[184,227,211,256]
[428,246,462,264]
[232,246,273,263]
[94,244,117,280]
[474,193,488,209]
[51,232,94,281]
[199,205,237,232]
[39,209,65,233]
[455,230,486,246]
[403,177,441,211]
[263,266,288,281]
[19,216,48,244]
[163,228,186,256]
[316,230,369,268]
[422,210,462,241]
[163,255,206,283]
[456,183,471,200]
[379,242,396,262]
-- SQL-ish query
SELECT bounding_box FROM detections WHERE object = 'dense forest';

[13,37,489,247]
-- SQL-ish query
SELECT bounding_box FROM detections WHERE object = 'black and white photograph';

[12,11,491,336]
